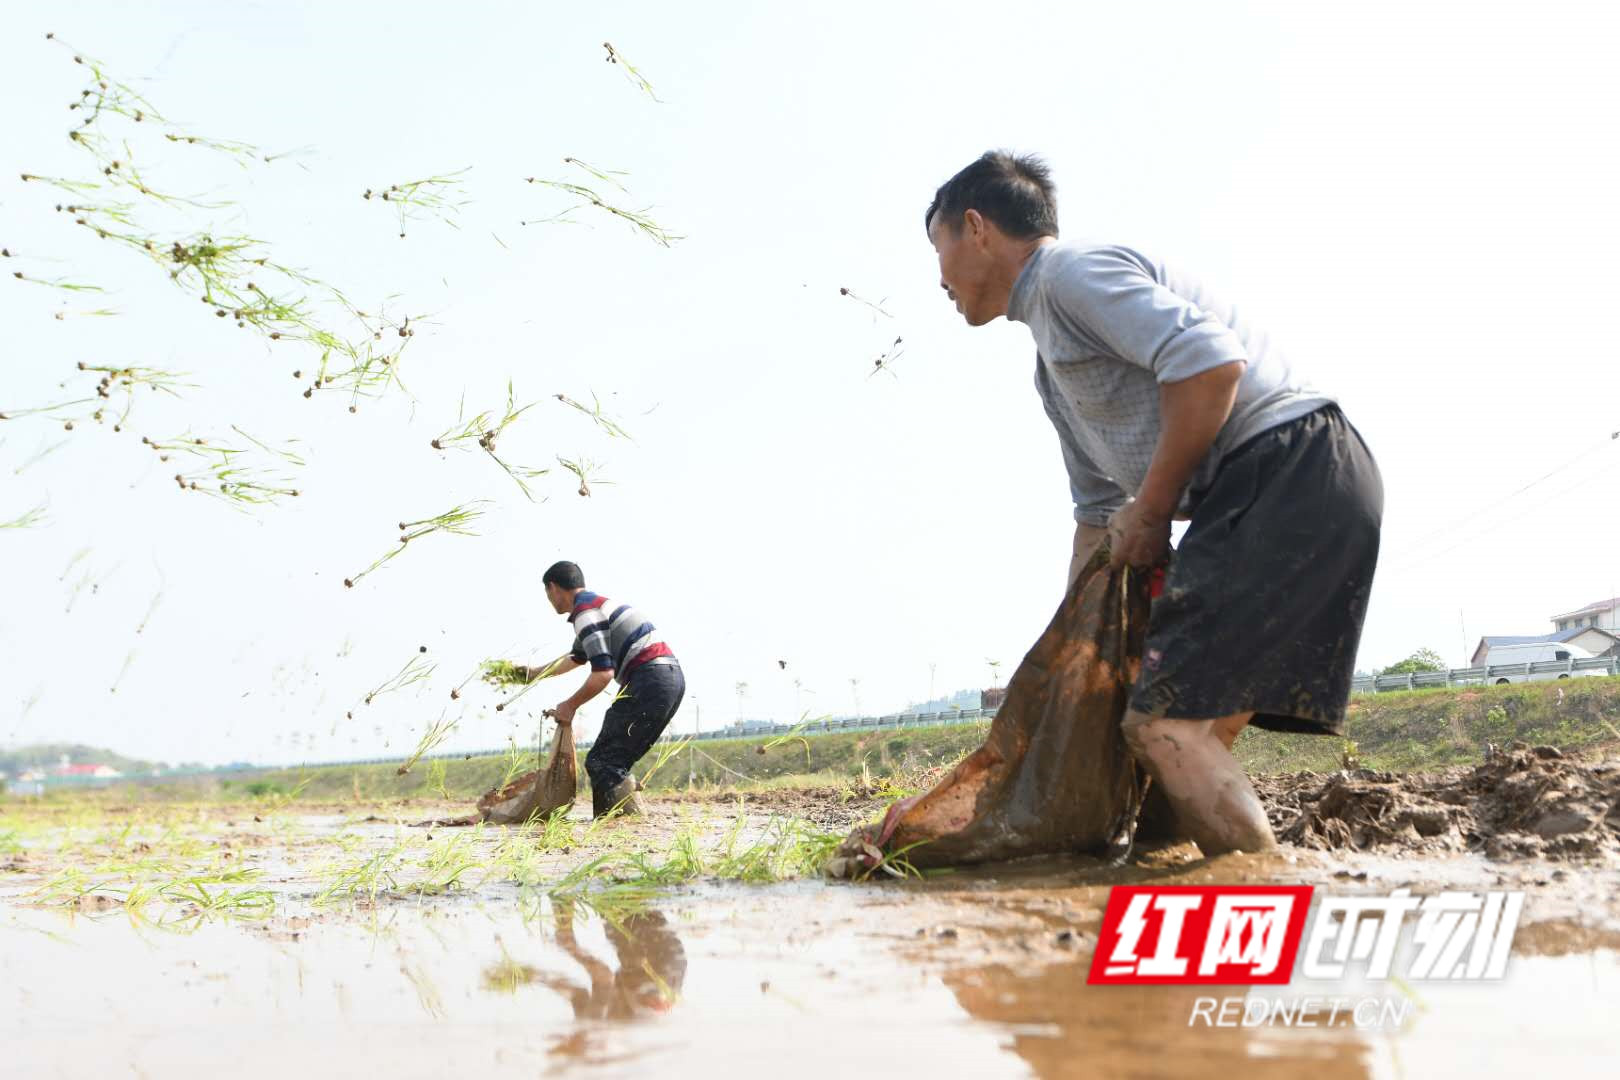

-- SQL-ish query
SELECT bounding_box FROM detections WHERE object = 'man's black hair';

[543,560,586,590]
[925,151,1059,240]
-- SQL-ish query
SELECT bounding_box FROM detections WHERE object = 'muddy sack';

[478,722,579,824]
[418,723,578,827]
[827,551,1151,876]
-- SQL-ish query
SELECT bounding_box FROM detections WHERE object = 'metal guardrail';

[1351,655,1620,694]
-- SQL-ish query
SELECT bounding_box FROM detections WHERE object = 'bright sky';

[4,1,1618,768]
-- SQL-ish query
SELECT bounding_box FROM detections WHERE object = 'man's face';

[928,209,996,326]
[544,582,569,614]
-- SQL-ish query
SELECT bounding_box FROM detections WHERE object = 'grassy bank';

[22,678,1620,807]
[1236,676,1620,772]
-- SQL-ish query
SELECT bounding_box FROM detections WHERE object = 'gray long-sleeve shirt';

[1006,241,1333,527]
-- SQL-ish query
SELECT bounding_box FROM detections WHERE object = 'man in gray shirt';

[925,151,1382,857]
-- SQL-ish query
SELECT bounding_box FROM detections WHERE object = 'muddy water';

[3,816,1619,1080]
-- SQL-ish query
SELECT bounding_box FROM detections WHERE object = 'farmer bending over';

[514,561,684,818]
[925,151,1383,856]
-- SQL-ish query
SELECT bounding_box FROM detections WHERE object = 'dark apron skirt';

[1129,404,1383,735]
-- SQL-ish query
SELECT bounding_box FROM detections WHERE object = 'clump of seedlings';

[523,159,681,247]
[602,41,662,101]
[362,168,470,237]
[3,361,191,430]
[344,501,488,588]
[142,427,304,509]
[433,382,549,500]
[483,655,570,712]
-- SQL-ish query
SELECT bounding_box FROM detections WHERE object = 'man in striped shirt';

[516,560,684,818]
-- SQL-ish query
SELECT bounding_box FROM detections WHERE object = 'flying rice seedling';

[433,383,549,500]
[838,286,893,319]
[142,427,304,509]
[556,455,608,497]
[27,39,421,409]
[1,501,49,530]
[1,361,191,430]
[344,501,488,588]
[554,391,633,441]
[397,707,461,776]
[12,439,68,475]
[601,41,662,101]
[868,335,904,380]
[362,168,470,238]
[522,159,681,247]
[362,649,437,707]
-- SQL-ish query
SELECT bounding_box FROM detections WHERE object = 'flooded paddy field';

[4,772,1620,1080]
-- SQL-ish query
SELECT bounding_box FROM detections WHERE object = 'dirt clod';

[1257,743,1620,863]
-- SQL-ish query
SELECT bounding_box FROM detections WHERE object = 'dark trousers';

[586,662,685,816]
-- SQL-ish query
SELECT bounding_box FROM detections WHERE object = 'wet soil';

[1255,743,1620,862]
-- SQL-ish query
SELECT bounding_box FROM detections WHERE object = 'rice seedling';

[556,455,608,497]
[396,708,460,775]
[601,41,662,102]
[413,833,481,893]
[8,270,107,293]
[868,335,904,379]
[363,168,470,237]
[758,713,822,767]
[555,391,633,440]
[109,648,137,692]
[362,651,437,707]
[523,161,681,247]
[12,439,69,475]
[839,286,893,319]
[344,501,488,588]
[314,837,412,906]
[422,758,453,798]
[143,427,304,509]
[432,382,549,500]
[1,501,49,530]
[135,582,164,634]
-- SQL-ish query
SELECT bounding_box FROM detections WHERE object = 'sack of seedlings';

[478,721,579,824]
[826,551,1152,876]
[418,722,578,828]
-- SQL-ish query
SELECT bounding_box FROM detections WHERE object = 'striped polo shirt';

[568,590,677,683]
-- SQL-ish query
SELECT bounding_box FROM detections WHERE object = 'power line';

[1385,425,1618,566]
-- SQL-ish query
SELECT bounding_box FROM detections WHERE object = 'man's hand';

[1107,498,1171,570]
[546,701,577,726]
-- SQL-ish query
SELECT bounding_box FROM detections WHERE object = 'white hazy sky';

[3,1,1618,768]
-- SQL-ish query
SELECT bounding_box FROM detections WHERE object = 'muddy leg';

[1122,710,1274,857]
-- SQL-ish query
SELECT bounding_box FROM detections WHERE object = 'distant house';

[49,763,122,779]
[1551,597,1620,633]
[1471,627,1620,666]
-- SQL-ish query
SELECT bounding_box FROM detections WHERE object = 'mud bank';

[1256,743,1620,861]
